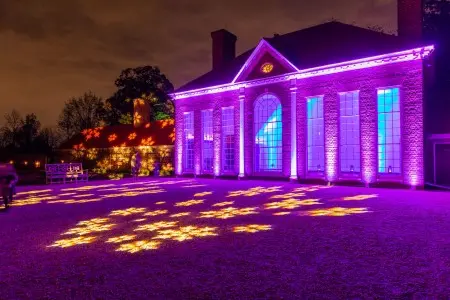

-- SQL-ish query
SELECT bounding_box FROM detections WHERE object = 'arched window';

[254,94,282,173]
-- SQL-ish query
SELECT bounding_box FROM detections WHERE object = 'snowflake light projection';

[134,221,178,232]
[212,201,234,207]
[152,226,218,242]
[106,235,137,244]
[270,192,306,199]
[302,207,369,217]
[175,200,204,207]
[170,212,191,218]
[62,218,115,236]
[193,192,213,197]
[143,210,168,216]
[109,207,147,216]
[48,236,96,248]
[227,186,282,197]
[199,207,258,219]
[233,224,272,233]
[116,240,161,253]
[343,194,378,201]
[264,199,321,210]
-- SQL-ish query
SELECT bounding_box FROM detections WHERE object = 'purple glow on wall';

[172,45,434,100]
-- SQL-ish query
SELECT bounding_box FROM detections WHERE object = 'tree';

[0,110,23,149]
[58,91,106,141]
[35,127,62,152]
[19,113,41,151]
[105,66,174,124]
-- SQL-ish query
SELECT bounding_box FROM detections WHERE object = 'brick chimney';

[398,0,423,40]
[211,29,237,70]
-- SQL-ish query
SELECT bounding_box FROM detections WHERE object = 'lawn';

[1,178,449,299]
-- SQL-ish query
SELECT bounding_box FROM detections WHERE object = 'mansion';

[172,3,436,188]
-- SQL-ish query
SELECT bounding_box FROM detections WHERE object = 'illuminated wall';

[174,47,429,187]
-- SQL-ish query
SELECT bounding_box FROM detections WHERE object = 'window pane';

[377,88,401,174]
[183,112,194,171]
[254,94,283,172]
[222,107,235,172]
[307,97,324,172]
[339,91,360,173]
[201,110,213,172]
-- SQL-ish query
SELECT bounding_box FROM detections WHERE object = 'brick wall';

[175,59,424,187]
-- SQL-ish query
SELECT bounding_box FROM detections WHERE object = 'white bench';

[45,163,89,184]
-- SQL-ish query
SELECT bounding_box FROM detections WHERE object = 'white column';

[239,89,245,177]
[290,84,298,180]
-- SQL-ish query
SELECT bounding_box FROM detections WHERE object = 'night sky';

[0,0,396,126]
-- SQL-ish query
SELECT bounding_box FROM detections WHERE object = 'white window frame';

[201,109,213,173]
[183,111,194,172]
[339,91,361,174]
[307,96,325,173]
[221,107,235,173]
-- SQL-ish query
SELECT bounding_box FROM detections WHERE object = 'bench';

[45,163,89,184]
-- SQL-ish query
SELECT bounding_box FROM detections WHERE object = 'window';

[201,110,213,173]
[340,91,360,173]
[254,94,282,172]
[307,96,324,172]
[183,112,194,172]
[222,107,235,172]
[377,88,401,174]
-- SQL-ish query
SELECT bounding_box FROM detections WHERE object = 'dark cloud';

[0,0,396,126]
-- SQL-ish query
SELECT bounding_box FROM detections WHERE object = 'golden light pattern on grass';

[233,224,272,233]
[63,218,115,236]
[175,199,204,207]
[132,218,147,222]
[343,194,378,201]
[270,192,306,199]
[152,226,218,242]
[199,207,258,219]
[58,192,76,196]
[73,194,95,198]
[155,201,165,205]
[61,184,115,192]
[106,235,137,244]
[227,186,282,197]
[170,212,191,218]
[181,185,207,188]
[264,199,321,210]
[193,192,213,197]
[17,189,52,196]
[135,221,178,232]
[143,210,168,216]
[109,207,147,216]
[47,198,102,204]
[12,199,44,206]
[273,212,291,216]
[212,201,234,207]
[302,207,369,217]
[116,240,161,253]
[48,236,96,248]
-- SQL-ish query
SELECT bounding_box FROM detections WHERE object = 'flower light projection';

[212,201,234,207]
[170,212,191,218]
[199,207,259,219]
[109,207,147,216]
[175,199,204,207]
[134,221,178,232]
[16,189,52,196]
[62,218,115,236]
[140,137,155,146]
[47,198,102,205]
[301,207,369,217]
[143,210,168,217]
[155,201,165,205]
[128,132,137,140]
[152,225,218,242]
[273,212,291,216]
[227,186,282,197]
[106,235,137,244]
[61,184,115,192]
[116,240,161,253]
[108,134,117,142]
[233,224,272,233]
[73,194,94,198]
[133,218,147,222]
[270,192,306,199]
[48,236,96,248]
[193,192,212,197]
[342,194,378,201]
[181,184,208,188]
[264,199,322,210]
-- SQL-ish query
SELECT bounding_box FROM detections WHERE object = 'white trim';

[239,93,245,177]
[290,81,297,179]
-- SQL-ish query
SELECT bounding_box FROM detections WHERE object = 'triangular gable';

[231,39,299,83]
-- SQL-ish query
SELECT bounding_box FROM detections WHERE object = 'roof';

[176,21,425,92]
[59,119,175,150]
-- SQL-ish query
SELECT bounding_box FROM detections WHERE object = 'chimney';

[211,29,237,70]
[398,0,423,40]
